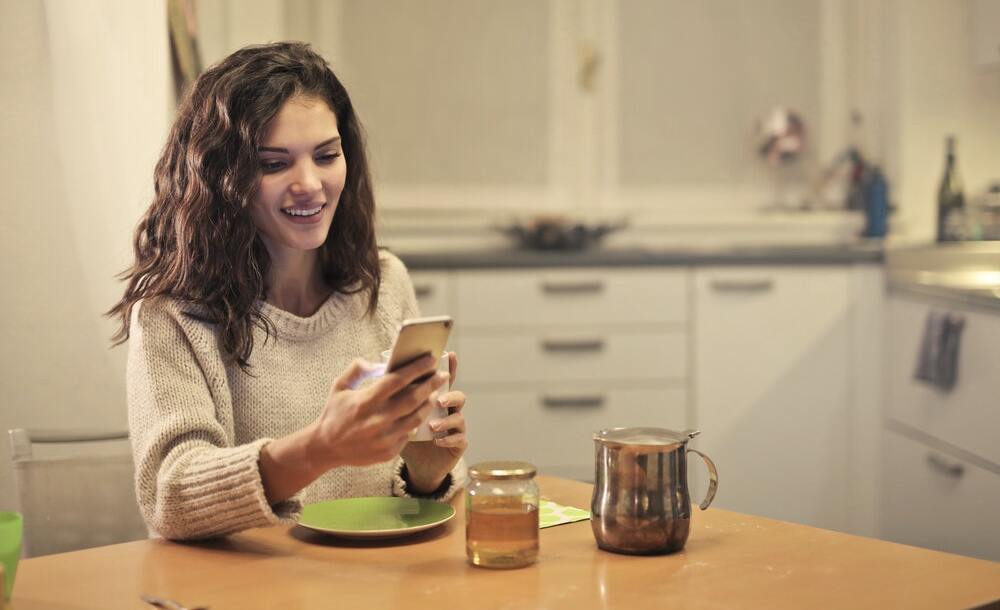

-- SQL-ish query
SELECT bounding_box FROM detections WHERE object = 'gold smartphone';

[386,316,453,382]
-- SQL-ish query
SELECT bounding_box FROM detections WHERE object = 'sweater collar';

[257,292,354,340]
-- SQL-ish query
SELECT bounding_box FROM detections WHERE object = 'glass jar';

[465,461,539,568]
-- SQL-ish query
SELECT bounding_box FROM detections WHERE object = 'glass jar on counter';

[465,461,539,568]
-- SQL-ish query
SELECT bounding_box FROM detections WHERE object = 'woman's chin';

[268,231,330,254]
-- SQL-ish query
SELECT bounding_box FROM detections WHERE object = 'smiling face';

[250,95,346,259]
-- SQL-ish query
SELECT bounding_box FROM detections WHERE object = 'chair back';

[8,428,148,557]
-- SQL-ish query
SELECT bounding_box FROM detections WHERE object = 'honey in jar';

[465,461,539,568]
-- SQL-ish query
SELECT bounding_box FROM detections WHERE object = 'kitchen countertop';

[12,476,1000,609]
[393,242,885,270]
[886,242,1000,311]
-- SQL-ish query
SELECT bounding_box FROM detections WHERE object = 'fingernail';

[429,419,441,431]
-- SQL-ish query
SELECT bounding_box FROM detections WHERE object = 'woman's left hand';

[400,351,468,494]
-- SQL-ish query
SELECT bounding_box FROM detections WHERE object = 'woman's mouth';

[282,205,324,217]
[281,204,326,224]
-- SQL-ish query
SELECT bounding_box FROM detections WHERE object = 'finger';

[430,413,465,434]
[380,371,450,421]
[434,432,467,448]
[363,354,438,406]
[448,351,458,388]
[388,399,436,438]
[332,358,378,391]
[435,390,466,412]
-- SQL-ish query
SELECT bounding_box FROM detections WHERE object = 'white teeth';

[283,206,323,217]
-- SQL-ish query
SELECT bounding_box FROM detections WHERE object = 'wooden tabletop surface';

[10,475,1000,609]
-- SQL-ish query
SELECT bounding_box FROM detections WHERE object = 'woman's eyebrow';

[258,136,342,153]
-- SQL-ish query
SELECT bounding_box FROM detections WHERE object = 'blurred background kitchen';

[1,0,999,560]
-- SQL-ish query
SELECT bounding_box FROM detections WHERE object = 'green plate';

[298,497,456,539]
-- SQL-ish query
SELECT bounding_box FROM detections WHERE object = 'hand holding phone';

[384,316,453,441]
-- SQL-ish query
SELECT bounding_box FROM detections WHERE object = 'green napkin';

[539,499,590,529]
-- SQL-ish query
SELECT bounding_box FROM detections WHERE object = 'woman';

[108,42,468,540]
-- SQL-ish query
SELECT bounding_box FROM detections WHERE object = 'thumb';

[333,358,385,391]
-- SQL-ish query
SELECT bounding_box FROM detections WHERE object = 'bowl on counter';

[493,215,628,251]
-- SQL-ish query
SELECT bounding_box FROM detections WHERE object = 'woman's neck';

[264,249,330,317]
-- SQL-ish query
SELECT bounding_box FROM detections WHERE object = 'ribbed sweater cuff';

[392,460,465,502]
[157,438,302,539]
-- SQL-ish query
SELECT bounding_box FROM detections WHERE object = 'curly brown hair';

[108,42,380,369]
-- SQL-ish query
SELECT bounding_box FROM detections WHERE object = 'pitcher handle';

[688,448,718,510]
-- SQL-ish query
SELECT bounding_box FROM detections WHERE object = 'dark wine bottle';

[936,135,965,242]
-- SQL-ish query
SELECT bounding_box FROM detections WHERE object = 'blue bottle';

[862,166,889,238]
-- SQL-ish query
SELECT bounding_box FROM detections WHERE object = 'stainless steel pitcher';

[591,427,718,555]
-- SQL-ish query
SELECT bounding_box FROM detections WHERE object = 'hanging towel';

[914,310,965,391]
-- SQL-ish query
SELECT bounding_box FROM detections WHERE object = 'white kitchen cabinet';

[312,0,580,213]
[693,266,856,533]
[455,268,688,327]
[408,270,457,353]
[881,290,1000,560]
[881,426,1000,562]
[459,330,686,385]
[458,267,691,481]
[223,0,851,218]
[408,271,452,318]
[464,384,687,483]
[599,0,837,212]
[885,295,1000,467]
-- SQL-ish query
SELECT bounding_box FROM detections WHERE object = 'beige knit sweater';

[126,251,464,540]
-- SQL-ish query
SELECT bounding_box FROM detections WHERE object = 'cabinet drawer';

[458,330,687,384]
[463,385,688,482]
[408,271,452,317]
[693,265,853,532]
[881,428,1000,562]
[886,296,1000,467]
[455,268,688,327]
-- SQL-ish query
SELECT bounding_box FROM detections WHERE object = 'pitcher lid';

[593,427,699,448]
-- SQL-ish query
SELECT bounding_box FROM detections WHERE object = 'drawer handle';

[926,452,965,478]
[541,338,605,352]
[542,394,606,408]
[413,284,434,299]
[540,280,605,295]
[710,279,774,293]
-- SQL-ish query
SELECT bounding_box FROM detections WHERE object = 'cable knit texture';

[127,251,465,540]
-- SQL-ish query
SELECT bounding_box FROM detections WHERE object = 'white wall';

[887,0,1000,242]
[0,1,171,511]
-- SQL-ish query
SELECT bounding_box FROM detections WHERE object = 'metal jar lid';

[468,460,537,481]
[593,427,699,449]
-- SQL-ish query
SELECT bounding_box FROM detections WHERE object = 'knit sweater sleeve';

[126,299,301,540]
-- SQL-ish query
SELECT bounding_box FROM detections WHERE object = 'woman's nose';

[289,161,322,195]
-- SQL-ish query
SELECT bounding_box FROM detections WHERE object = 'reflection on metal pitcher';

[591,427,719,555]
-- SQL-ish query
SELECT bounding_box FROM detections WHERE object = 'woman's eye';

[316,152,341,164]
[260,160,286,173]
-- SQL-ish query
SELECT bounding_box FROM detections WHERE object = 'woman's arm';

[128,300,300,540]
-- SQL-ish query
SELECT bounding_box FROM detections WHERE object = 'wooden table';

[11,476,1000,609]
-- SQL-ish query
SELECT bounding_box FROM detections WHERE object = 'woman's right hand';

[311,354,450,469]
[259,354,447,505]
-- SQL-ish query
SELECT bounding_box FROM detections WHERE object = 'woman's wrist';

[402,462,450,496]
[301,420,340,474]
[260,422,331,504]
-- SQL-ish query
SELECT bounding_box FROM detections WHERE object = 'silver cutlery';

[140,593,208,610]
